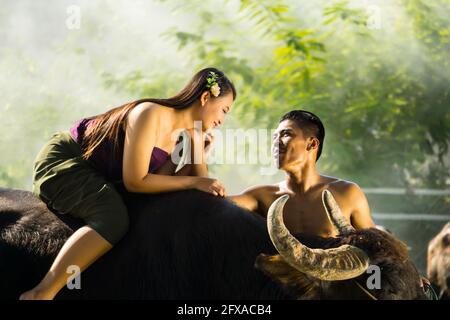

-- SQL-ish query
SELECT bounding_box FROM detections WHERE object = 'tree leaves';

[104,0,449,189]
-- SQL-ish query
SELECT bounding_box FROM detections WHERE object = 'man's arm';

[348,183,375,229]
[227,186,261,213]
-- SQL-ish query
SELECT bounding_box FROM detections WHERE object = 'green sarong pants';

[32,131,129,245]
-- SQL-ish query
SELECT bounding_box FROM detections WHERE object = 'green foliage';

[2,0,447,191]
[150,0,449,189]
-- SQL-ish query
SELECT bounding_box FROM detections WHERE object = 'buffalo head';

[256,190,429,300]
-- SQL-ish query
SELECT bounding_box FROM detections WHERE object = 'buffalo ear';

[255,254,319,299]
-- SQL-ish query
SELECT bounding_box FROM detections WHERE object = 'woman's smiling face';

[199,92,234,130]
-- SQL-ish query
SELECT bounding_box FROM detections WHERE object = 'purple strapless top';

[69,118,170,183]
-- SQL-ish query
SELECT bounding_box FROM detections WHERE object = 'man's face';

[272,120,314,170]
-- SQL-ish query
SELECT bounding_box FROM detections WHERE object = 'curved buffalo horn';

[175,130,191,173]
[322,190,355,235]
[267,195,369,281]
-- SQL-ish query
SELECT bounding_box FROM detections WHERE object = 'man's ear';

[200,91,210,107]
[307,137,319,152]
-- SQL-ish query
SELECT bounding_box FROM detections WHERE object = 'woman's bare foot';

[19,289,54,300]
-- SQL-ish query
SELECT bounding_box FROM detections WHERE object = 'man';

[228,110,375,237]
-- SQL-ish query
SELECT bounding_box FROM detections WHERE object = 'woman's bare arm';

[122,104,225,196]
[151,130,206,177]
[122,104,195,193]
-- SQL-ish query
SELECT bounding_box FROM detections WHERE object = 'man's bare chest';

[261,191,350,237]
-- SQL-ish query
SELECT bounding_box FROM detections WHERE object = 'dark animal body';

[0,187,427,300]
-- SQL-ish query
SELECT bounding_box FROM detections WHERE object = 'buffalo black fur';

[0,187,427,300]
[0,187,288,299]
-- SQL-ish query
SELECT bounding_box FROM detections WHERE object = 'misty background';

[0,0,449,274]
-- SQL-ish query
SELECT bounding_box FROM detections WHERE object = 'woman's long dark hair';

[81,67,236,163]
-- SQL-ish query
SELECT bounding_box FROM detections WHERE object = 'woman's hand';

[192,177,226,197]
[183,128,215,158]
[204,131,215,159]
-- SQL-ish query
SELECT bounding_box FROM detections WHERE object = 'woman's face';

[199,92,234,131]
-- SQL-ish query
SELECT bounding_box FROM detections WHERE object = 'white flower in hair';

[210,83,221,97]
[206,71,221,97]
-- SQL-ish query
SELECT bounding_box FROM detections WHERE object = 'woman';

[19,67,236,300]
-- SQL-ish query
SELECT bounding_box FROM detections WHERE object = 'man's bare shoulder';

[322,176,366,201]
[321,177,374,229]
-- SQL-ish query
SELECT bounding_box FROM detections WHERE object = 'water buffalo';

[427,222,450,299]
[0,187,428,299]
